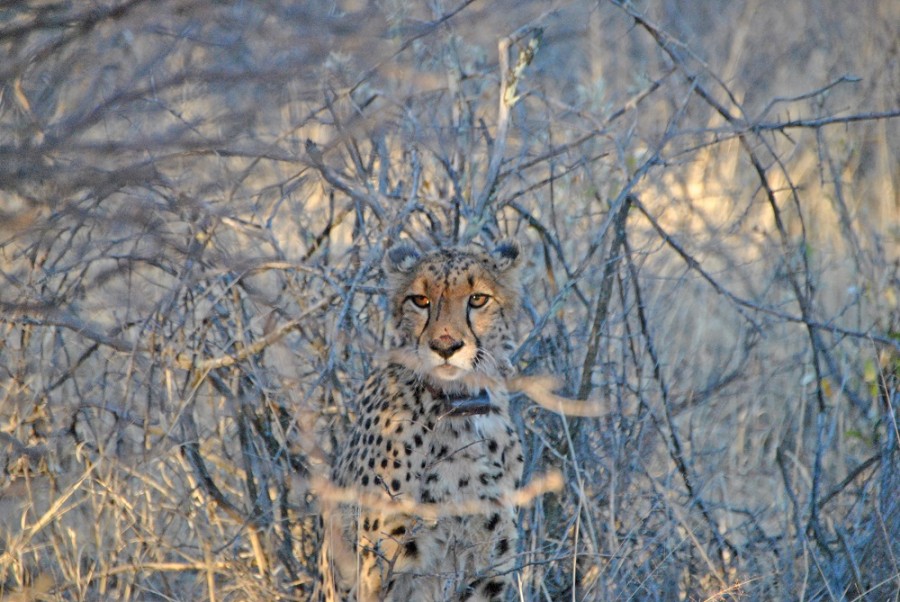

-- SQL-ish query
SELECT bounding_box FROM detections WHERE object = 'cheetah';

[316,241,526,602]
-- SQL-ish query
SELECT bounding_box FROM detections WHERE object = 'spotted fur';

[315,242,525,602]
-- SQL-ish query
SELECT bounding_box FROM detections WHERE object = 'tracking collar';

[424,383,493,417]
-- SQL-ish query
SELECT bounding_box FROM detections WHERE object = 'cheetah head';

[383,241,522,385]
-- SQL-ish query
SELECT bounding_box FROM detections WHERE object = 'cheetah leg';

[462,511,518,602]
[357,514,437,602]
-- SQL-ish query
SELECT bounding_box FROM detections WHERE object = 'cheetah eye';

[468,293,490,309]
[407,295,431,309]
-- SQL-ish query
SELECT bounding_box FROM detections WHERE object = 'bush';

[1,1,898,599]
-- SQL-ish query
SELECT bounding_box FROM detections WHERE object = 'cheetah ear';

[384,243,421,275]
[491,240,521,272]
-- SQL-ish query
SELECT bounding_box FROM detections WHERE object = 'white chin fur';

[431,364,466,381]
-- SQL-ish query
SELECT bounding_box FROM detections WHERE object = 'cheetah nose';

[429,336,464,359]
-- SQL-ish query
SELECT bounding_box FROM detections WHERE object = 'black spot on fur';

[403,540,419,558]
[483,580,505,597]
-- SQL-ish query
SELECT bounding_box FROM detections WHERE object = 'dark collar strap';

[424,383,493,417]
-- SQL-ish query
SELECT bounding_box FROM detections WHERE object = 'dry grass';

[1,1,899,600]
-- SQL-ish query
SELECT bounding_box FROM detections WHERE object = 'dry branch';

[174,295,335,372]
[471,27,543,228]
[313,470,564,520]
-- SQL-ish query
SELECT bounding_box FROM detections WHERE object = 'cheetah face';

[384,242,521,382]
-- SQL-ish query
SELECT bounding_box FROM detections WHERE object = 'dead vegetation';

[1,1,899,600]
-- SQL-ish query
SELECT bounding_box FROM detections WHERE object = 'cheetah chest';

[340,374,523,507]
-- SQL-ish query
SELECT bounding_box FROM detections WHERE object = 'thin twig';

[624,227,738,576]
[577,194,631,402]
[471,27,542,229]
[174,295,334,371]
